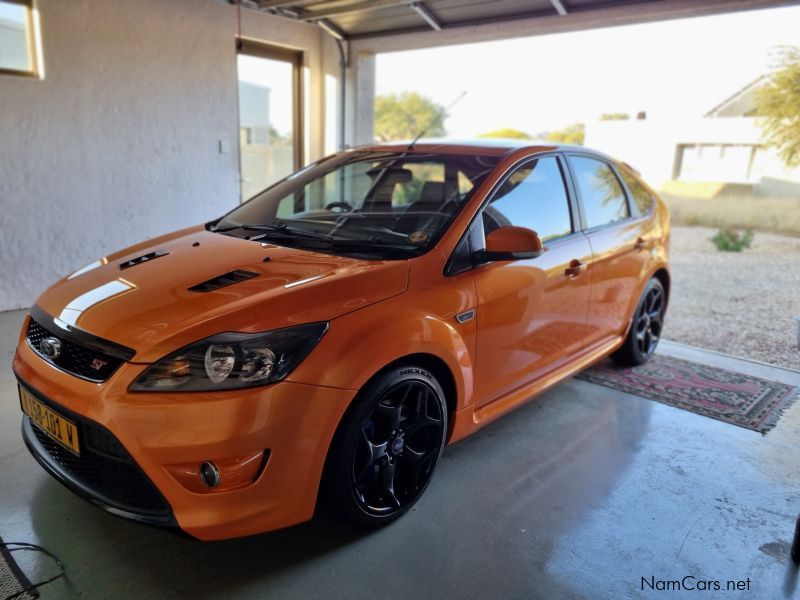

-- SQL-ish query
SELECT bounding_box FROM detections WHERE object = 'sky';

[375,5,800,138]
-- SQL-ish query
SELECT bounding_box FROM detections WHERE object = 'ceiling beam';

[256,0,322,9]
[317,17,347,40]
[550,0,568,16]
[298,0,408,20]
[410,1,443,31]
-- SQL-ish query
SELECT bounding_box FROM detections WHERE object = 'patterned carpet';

[577,354,799,433]
[0,537,37,600]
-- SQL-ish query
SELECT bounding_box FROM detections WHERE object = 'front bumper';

[13,335,356,540]
[20,395,177,527]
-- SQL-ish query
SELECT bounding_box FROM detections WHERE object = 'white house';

[584,76,800,197]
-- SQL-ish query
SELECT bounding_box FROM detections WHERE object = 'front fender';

[287,294,476,414]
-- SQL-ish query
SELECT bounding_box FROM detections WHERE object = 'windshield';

[212,151,501,259]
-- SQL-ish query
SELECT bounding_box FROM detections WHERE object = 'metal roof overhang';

[242,0,799,41]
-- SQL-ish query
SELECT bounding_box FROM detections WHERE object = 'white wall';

[0,0,327,311]
[584,117,800,193]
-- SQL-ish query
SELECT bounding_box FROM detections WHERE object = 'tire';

[323,365,448,528]
[611,277,666,366]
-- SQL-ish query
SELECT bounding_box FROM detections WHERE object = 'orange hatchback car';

[13,140,669,540]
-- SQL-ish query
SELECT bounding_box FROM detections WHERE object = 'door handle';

[634,237,646,251]
[564,259,587,279]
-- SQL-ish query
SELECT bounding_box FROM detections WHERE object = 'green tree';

[545,123,585,146]
[478,128,532,140]
[599,112,630,120]
[756,47,800,167]
[374,92,446,142]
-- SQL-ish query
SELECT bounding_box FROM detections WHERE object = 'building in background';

[585,77,800,197]
[238,80,295,200]
[0,7,28,71]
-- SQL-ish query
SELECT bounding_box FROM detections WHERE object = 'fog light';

[167,450,268,493]
[199,461,220,488]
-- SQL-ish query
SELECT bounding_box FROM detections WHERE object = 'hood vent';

[189,269,258,292]
[120,250,169,270]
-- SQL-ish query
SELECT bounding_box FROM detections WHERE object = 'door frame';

[237,38,305,179]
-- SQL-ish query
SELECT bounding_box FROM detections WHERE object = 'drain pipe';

[318,19,349,151]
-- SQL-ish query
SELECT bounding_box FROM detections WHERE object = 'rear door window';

[569,156,630,229]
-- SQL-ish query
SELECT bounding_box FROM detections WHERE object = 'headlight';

[129,322,328,392]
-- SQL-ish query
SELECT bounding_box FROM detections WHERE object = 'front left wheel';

[323,365,448,528]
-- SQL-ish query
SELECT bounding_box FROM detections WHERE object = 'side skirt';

[448,336,624,443]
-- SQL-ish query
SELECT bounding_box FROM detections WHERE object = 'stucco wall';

[0,0,325,311]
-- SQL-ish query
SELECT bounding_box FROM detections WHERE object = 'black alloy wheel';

[353,379,444,514]
[324,366,448,527]
[612,277,667,366]
[634,283,665,357]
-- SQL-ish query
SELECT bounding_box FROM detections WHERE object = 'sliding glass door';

[237,41,303,202]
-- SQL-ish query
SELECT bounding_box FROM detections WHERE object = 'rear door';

[471,155,594,407]
[566,155,651,347]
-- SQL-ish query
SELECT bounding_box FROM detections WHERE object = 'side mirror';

[476,226,544,262]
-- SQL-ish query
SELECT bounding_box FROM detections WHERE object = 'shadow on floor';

[28,477,378,598]
[24,383,654,598]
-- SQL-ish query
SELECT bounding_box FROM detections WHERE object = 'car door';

[566,155,651,348]
[471,155,594,408]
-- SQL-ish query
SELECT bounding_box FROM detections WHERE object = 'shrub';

[711,228,754,252]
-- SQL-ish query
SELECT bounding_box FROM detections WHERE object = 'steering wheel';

[325,201,353,213]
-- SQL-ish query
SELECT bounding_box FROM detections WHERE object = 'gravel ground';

[664,226,800,370]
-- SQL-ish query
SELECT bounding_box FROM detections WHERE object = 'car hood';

[35,225,409,362]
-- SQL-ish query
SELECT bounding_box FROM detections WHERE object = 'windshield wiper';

[248,223,334,242]
[211,223,277,233]
[325,238,419,257]
[214,222,415,256]
[212,221,333,242]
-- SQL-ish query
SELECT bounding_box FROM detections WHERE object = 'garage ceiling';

[247,0,798,40]
[250,0,661,39]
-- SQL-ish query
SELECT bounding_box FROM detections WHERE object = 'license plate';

[19,386,80,456]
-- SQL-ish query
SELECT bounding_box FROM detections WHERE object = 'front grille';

[27,406,170,516]
[27,319,122,382]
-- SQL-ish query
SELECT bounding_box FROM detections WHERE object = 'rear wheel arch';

[652,267,671,309]
[621,266,670,340]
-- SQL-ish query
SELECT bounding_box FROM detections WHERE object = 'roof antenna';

[407,90,467,150]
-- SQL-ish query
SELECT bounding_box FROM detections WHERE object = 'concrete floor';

[1,308,799,599]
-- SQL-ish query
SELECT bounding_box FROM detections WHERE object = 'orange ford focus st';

[13,141,669,540]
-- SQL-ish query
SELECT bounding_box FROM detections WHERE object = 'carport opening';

[370,5,800,370]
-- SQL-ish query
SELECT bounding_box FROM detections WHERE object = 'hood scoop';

[119,250,169,270]
[189,269,259,292]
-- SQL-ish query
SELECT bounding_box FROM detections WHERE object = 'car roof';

[357,138,612,160]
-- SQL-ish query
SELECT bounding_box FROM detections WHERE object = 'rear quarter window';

[618,166,655,216]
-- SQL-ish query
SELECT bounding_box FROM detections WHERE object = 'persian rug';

[576,354,799,433]
[0,537,38,600]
